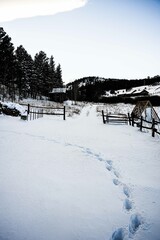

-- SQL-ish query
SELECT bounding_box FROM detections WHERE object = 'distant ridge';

[66,75,160,105]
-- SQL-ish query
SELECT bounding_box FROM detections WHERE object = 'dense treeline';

[67,76,160,102]
[0,27,63,101]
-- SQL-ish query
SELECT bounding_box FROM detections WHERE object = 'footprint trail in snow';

[10,105,143,240]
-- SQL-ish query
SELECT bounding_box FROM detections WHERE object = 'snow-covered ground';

[0,103,160,240]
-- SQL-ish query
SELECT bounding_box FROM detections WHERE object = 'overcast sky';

[1,0,160,83]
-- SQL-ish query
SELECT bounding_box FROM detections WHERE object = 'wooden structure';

[49,88,67,103]
[129,100,160,137]
[131,100,160,122]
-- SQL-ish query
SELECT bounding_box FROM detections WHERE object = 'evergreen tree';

[15,45,34,98]
[55,64,63,87]
[34,51,50,97]
[0,27,16,100]
[48,55,56,91]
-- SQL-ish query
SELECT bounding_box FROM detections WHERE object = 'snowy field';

[0,103,160,240]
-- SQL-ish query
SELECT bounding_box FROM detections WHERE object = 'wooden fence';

[128,113,160,137]
[102,111,128,124]
[21,104,66,121]
[102,110,160,138]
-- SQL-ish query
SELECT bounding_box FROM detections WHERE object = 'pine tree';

[55,64,63,87]
[0,27,16,100]
[34,51,50,98]
[48,55,56,91]
[15,45,34,98]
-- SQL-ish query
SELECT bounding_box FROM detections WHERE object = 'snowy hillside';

[104,84,160,98]
[0,103,160,240]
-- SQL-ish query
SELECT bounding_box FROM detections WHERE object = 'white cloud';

[0,0,88,22]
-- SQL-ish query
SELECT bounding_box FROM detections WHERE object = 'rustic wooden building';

[49,88,67,103]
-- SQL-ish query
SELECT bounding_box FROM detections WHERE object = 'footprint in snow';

[110,214,143,240]
[94,154,103,161]
[106,160,113,166]
[110,227,127,240]
[114,170,120,178]
[129,213,143,235]
[85,148,93,155]
[113,178,120,186]
[123,198,132,211]
[123,185,131,198]
[97,156,103,161]
[106,164,112,171]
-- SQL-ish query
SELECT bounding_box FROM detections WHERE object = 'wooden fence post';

[63,106,66,120]
[106,115,109,123]
[128,113,131,125]
[152,118,156,137]
[27,104,30,115]
[140,116,143,131]
[102,110,106,124]
[131,115,134,127]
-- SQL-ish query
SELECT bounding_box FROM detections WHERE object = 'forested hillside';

[66,76,160,102]
[0,27,63,101]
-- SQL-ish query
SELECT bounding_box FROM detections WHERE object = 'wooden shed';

[49,88,67,103]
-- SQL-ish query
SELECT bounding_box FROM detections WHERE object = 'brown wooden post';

[27,104,30,114]
[63,106,66,120]
[152,118,155,137]
[131,115,134,127]
[106,115,109,123]
[128,113,131,125]
[102,110,105,124]
[140,116,143,131]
